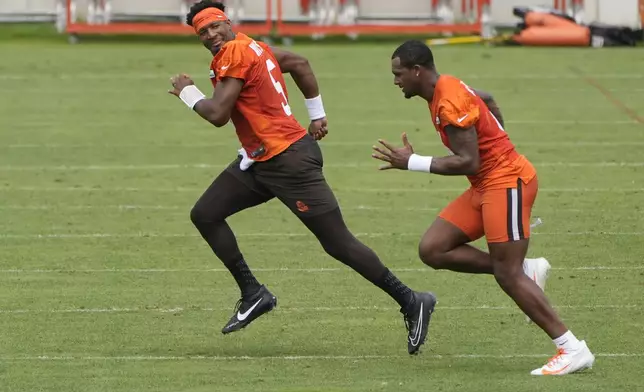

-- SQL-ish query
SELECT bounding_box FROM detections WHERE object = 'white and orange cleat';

[531,341,595,376]
[523,257,551,322]
[524,257,551,291]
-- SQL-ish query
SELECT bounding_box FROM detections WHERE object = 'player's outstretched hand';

[372,132,414,170]
[168,74,195,97]
[308,118,328,141]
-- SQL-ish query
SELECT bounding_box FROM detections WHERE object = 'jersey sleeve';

[437,83,480,129]
[215,42,255,82]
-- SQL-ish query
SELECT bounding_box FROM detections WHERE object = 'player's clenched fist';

[308,118,328,141]
[168,74,196,97]
[372,132,415,170]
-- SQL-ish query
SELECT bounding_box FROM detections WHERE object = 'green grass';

[0,34,643,391]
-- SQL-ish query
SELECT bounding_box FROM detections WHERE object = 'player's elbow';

[212,118,229,128]
[282,55,311,74]
[475,89,493,103]
[207,112,230,128]
[462,156,480,175]
[294,56,311,71]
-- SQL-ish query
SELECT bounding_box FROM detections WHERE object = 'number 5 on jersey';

[266,59,292,116]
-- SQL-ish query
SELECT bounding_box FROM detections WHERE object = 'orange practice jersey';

[210,33,306,161]
[429,75,536,189]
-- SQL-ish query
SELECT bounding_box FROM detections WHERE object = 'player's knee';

[190,203,222,227]
[316,225,375,264]
[492,259,523,289]
[418,239,446,270]
[190,205,204,227]
[321,242,348,261]
[318,232,356,261]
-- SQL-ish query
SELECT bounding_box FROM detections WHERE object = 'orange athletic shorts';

[438,176,538,243]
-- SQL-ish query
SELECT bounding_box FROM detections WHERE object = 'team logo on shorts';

[296,201,309,213]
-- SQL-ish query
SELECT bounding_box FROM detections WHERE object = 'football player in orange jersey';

[167,2,437,355]
[372,40,595,375]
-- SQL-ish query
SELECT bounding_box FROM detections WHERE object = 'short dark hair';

[392,40,435,69]
[186,1,225,26]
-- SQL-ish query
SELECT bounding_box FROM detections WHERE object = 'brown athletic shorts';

[225,133,339,217]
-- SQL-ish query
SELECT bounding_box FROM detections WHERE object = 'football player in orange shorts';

[166,2,437,354]
[371,40,595,375]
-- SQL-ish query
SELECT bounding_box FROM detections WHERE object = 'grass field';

[0,35,643,391]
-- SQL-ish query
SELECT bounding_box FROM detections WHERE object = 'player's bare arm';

[372,126,480,176]
[194,77,243,127]
[270,46,328,141]
[430,125,480,175]
[168,73,243,128]
[474,88,504,128]
[271,46,319,99]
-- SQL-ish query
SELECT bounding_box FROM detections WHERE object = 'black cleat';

[402,291,437,355]
[221,285,277,335]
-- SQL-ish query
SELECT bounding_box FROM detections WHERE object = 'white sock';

[553,330,582,352]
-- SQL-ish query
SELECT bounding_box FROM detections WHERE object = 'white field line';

[0,231,642,240]
[5,140,644,149]
[0,204,633,217]
[0,204,442,212]
[0,204,586,213]
[0,204,601,214]
[5,120,641,128]
[9,88,644,93]
[0,162,642,171]
[1,266,642,273]
[0,353,641,361]
[1,72,643,80]
[0,304,638,315]
[2,186,643,194]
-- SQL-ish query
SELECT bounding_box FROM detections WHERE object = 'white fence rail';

[1,0,641,31]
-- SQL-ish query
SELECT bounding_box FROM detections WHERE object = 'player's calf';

[523,257,551,323]
[300,208,438,354]
[489,241,568,339]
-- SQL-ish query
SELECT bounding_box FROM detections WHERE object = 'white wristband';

[407,153,433,173]
[304,94,326,120]
[179,85,206,110]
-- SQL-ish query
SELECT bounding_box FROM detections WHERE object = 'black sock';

[375,268,414,308]
[227,258,261,297]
